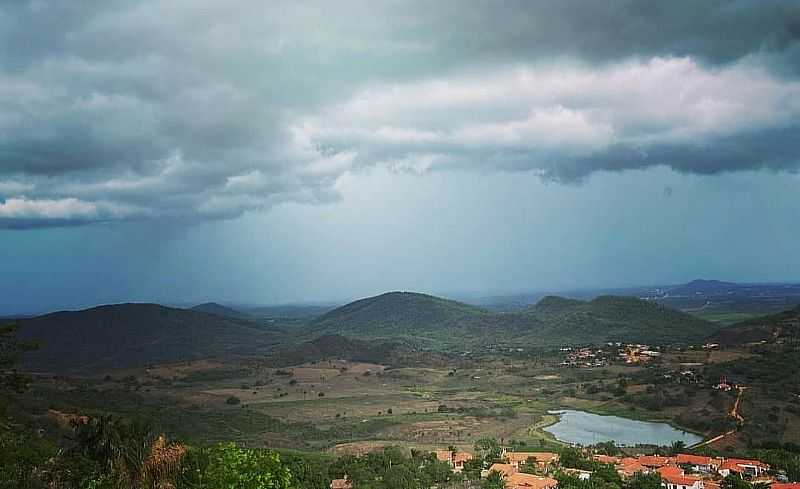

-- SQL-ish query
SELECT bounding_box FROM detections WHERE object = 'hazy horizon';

[6,275,800,317]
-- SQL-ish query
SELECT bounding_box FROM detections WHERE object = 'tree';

[627,472,662,489]
[558,446,593,471]
[73,415,186,488]
[721,475,753,489]
[0,422,57,489]
[0,322,36,392]
[482,470,506,489]
[593,441,620,456]
[462,458,484,480]
[669,441,686,456]
[474,437,502,465]
[0,323,56,489]
[179,443,291,489]
[521,458,541,475]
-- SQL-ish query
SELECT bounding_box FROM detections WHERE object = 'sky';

[1,1,800,314]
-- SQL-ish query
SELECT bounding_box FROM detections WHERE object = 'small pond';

[543,409,703,447]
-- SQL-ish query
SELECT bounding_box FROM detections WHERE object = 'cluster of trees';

[326,448,456,489]
[1,323,296,489]
[0,412,295,489]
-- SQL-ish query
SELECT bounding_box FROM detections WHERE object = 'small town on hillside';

[330,448,798,489]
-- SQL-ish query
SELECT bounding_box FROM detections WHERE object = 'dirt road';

[690,386,746,449]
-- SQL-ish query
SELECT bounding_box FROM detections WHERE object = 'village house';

[718,458,770,478]
[639,456,675,469]
[658,466,704,489]
[489,463,517,477]
[589,452,778,485]
[676,454,718,472]
[434,449,473,473]
[593,454,620,465]
[453,451,473,472]
[713,377,733,392]
[330,475,353,489]
[503,450,560,471]
[505,472,560,489]
[617,457,648,478]
[487,463,558,489]
[435,450,452,465]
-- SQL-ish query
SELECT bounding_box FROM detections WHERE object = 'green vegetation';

[310,291,721,348]
[15,304,281,371]
[309,291,489,342]
[709,305,800,345]
[179,443,291,489]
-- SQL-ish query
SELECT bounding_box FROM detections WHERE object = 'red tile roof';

[330,478,353,489]
[657,466,702,487]
[618,458,646,477]
[505,452,558,464]
[435,450,452,463]
[676,454,714,466]
[454,452,473,463]
[489,463,517,478]
[725,458,769,468]
[721,458,769,473]
[594,454,620,465]
[772,484,800,489]
[658,466,685,478]
[640,456,673,467]
[506,473,559,489]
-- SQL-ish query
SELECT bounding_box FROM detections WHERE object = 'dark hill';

[707,304,800,345]
[668,279,741,296]
[310,291,488,340]
[16,303,280,372]
[532,296,585,313]
[190,302,247,318]
[522,295,720,345]
[310,292,720,347]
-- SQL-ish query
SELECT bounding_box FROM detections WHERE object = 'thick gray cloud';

[1,0,799,227]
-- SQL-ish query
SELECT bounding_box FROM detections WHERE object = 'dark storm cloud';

[538,127,800,182]
[1,0,799,227]
[427,1,800,69]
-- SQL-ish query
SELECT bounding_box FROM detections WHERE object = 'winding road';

[690,386,747,449]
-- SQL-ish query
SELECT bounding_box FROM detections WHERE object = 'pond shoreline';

[554,400,708,440]
[542,409,704,447]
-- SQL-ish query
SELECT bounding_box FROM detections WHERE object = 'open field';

[9,345,787,453]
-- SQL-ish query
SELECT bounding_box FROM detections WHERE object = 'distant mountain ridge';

[190,302,247,318]
[10,289,738,373]
[667,279,744,296]
[16,303,280,371]
[310,291,721,347]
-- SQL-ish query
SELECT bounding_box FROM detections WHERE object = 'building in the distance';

[658,466,704,489]
[502,450,559,471]
[330,475,353,489]
[434,449,474,473]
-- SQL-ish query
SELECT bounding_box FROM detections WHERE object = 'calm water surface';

[543,409,703,447]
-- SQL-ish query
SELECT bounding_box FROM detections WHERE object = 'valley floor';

[15,343,798,455]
